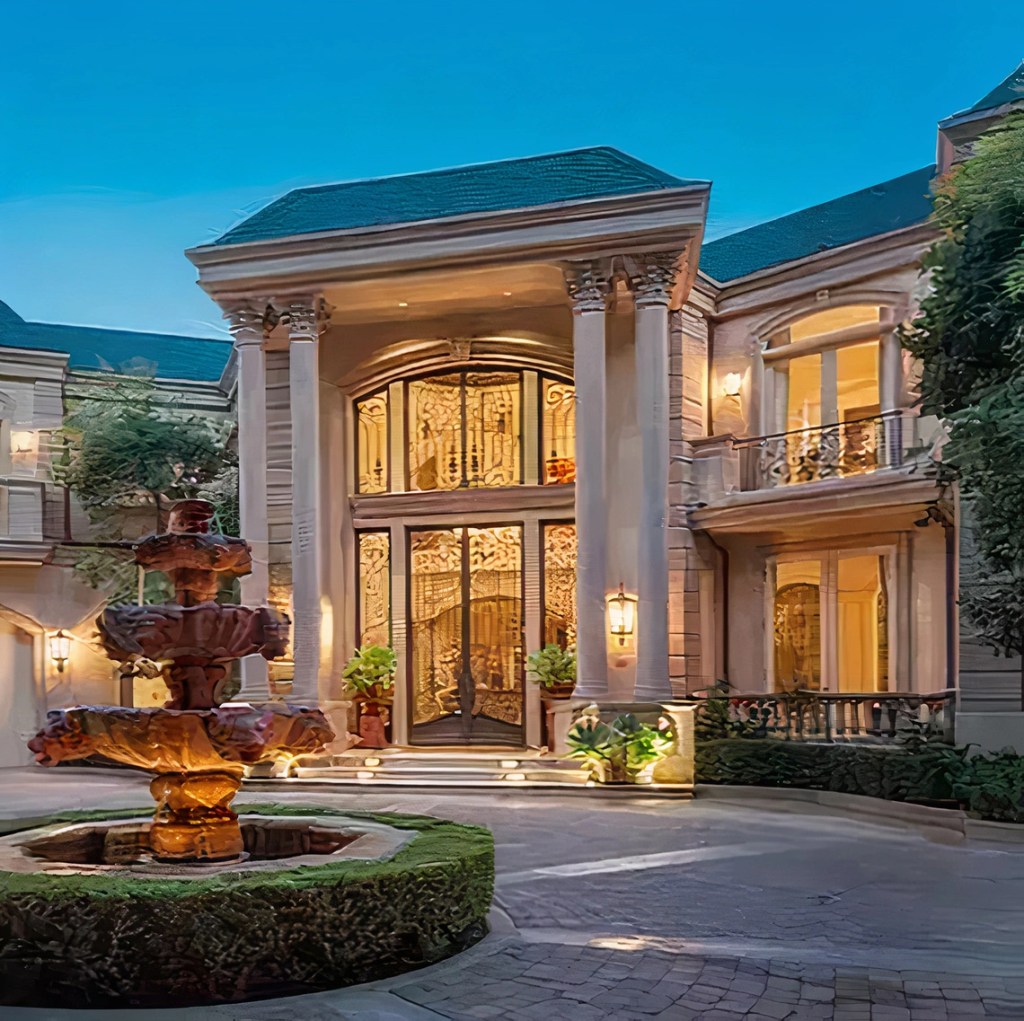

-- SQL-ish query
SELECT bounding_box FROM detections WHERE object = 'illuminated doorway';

[408,524,524,745]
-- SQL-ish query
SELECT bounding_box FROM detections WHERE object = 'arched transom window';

[355,366,575,494]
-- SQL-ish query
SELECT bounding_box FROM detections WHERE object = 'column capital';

[225,302,270,346]
[277,295,333,341]
[564,262,612,314]
[630,253,683,309]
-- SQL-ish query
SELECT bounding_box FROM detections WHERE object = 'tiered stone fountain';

[3,500,492,1009]
[28,499,334,862]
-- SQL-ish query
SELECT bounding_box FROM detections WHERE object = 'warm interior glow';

[789,305,880,340]
[838,555,887,692]
[722,372,742,397]
[773,553,889,694]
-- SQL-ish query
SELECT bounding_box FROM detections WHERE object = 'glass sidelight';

[408,524,524,745]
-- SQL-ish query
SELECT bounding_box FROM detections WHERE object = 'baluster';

[871,701,882,737]
[819,426,841,479]
[886,702,898,738]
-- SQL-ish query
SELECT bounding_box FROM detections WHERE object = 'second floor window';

[355,365,575,494]
[763,305,889,483]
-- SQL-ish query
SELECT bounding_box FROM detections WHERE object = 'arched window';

[354,366,575,494]
[761,305,899,485]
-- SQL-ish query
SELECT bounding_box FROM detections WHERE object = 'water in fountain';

[28,499,334,862]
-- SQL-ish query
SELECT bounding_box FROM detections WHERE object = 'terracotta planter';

[348,684,394,749]
[538,682,576,699]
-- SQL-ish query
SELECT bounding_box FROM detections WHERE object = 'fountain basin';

[29,705,334,860]
[0,805,494,1008]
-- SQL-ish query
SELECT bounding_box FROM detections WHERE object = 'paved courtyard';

[3,767,1024,1019]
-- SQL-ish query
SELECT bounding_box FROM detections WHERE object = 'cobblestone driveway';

[4,769,1024,1019]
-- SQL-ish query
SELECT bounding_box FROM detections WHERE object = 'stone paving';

[3,768,1024,1019]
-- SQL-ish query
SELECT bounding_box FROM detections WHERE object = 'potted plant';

[566,706,673,784]
[527,644,576,697]
[342,644,396,749]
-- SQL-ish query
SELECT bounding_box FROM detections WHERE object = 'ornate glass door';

[408,525,524,745]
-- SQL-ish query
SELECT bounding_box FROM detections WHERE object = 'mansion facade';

[3,63,1023,761]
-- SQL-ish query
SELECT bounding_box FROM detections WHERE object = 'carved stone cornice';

[631,253,683,309]
[564,262,611,314]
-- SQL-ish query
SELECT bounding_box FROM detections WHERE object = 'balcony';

[689,411,945,504]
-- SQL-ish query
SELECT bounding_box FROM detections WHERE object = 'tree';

[54,371,237,604]
[902,113,1024,668]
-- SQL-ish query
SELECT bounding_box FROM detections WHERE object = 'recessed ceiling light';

[502,291,512,297]
[397,301,408,308]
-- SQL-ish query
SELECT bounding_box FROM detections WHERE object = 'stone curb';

[695,783,1024,847]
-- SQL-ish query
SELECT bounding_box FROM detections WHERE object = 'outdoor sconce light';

[607,583,637,646]
[722,372,743,398]
[49,629,71,673]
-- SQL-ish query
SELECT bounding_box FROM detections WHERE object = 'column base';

[235,655,271,703]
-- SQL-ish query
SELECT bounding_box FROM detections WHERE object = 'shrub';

[696,738,973,806]
[0,805,493,1008]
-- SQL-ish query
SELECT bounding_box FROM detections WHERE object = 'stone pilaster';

[565,263,611,699]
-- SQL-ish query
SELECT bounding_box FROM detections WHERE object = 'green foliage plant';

[566,707,673,783]
[53,371,238,601]
[342,644,397,698]
[901,113,1024,660]
[526,643,576,690]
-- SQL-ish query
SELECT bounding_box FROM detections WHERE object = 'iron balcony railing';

[733,411,906,490]
[699,689,956,744]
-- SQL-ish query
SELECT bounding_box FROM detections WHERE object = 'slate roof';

[943,61,1024,123]
[699,165,936,283]
[214,146,704,246]
[0,301,231,383]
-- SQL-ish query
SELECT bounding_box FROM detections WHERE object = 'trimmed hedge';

[696,738,1024,823]
[0,804,494,1008]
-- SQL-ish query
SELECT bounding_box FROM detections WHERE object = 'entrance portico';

[187,148,710,748]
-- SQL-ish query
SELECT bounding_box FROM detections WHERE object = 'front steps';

[245,747,692,796]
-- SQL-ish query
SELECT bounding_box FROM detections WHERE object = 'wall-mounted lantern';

[722,372,743,398]
[49,629,71,673]
[607,583,637,646]
[10,431,35,455]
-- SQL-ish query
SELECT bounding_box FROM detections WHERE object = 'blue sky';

[2,1,1022,339]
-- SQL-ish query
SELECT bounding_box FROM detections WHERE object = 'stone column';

[228,304,271,702]
[284,298,329,705]
[566,264,611,700]
[633,255,679,701]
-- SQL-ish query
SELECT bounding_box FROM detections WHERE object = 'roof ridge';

[23,318,230,345]
[276,146,689,199]
[943,60,1024,123]
[704,165,935,248]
